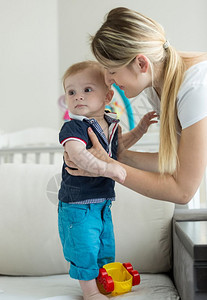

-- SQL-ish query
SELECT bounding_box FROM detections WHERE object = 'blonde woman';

[65,7,207,205]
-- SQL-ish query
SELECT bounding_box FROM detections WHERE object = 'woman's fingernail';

[88,127,92,133]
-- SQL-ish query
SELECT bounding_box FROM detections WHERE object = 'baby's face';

[64,68,109,118]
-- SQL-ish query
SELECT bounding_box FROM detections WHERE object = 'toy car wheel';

[123,262,133,272]
[129,270,141,286]
[97,268,108,284]
[103,275,114,293]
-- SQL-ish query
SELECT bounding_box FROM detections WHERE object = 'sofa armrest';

[173,209,207,300]
[173,208,207,222]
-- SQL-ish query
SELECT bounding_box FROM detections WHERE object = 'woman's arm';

[118,117,207,204]
[64,140,126,183]
[117,124,159,172]
[119,150,159,172]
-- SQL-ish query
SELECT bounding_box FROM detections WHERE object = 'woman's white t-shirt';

[144,60,207,135]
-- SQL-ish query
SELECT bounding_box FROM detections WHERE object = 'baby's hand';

[138,111,158,134]
[105,163,126,184]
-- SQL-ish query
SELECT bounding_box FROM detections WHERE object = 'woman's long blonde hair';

[91,7,185,174]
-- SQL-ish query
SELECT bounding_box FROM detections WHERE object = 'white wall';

[58,0,207,80]
[0,0,206,133]
[0,0,59,133]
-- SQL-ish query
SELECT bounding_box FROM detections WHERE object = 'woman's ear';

[135,54,150,73]
[105,89,114,104]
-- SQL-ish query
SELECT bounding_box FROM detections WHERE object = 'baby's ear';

[105,89,114,104]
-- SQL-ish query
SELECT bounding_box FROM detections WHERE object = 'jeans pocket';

[102,201,112,221]
[61,203,89,227]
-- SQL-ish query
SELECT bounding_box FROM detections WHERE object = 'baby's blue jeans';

[58,200,115,280]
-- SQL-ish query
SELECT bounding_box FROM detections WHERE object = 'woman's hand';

[87,127,110,162]
[64,127,110,176]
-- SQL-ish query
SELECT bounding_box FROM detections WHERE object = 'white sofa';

[0,163,204,300]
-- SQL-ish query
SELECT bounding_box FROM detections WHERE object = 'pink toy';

[58,95,70,121]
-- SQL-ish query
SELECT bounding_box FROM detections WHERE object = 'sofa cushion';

[0,163,68,276]
[113,184,175,273]
[0,273,180,299]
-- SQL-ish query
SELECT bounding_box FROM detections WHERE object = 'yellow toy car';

[97,262,140,296]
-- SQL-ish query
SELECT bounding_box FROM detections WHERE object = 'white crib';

[0,127,63,165]
[0,146,63,165]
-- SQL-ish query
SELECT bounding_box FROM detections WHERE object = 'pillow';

[0,163,68,276]
[113,184,175,273]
